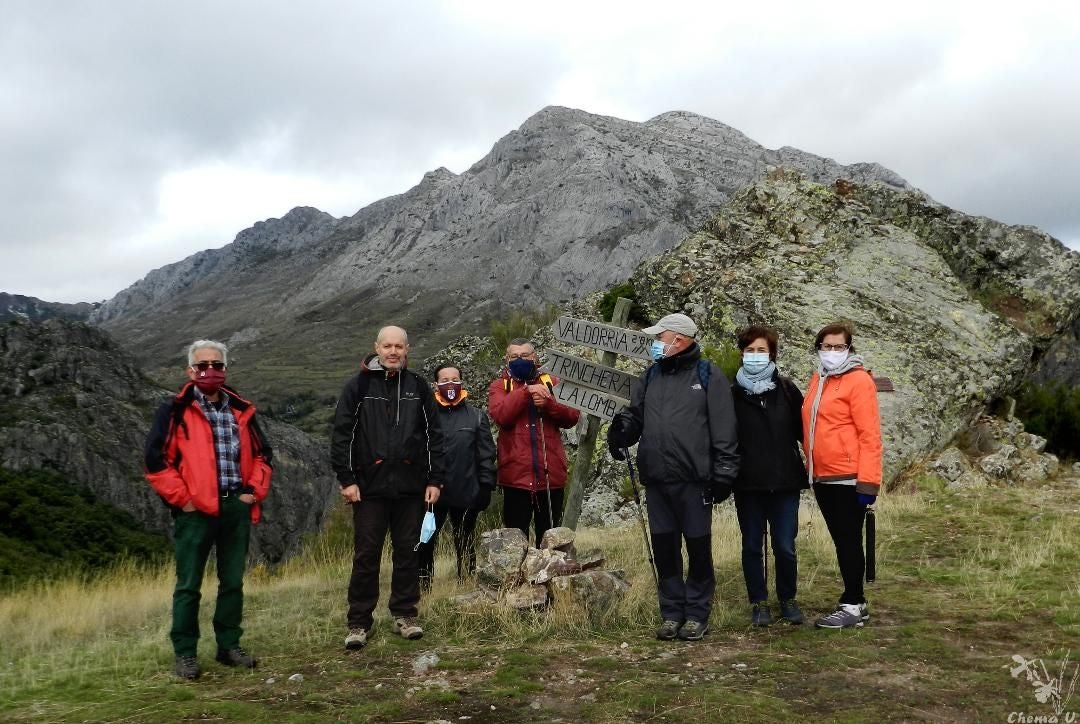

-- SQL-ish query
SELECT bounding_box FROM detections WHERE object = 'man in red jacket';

[145,340,273,681]
[488,337,580,546]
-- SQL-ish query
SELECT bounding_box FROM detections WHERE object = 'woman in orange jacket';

[801,322,882,629]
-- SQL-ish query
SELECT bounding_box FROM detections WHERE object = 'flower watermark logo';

[1005,651,1079,722]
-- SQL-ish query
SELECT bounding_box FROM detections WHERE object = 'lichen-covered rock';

[476,528,528,588]
[1014,455,1059,484]
[539,526,575,551]
[450,587,499,606]
[978,445,1018,479]
[504,584,549,610]
[1014,432,1048,454]
[523,548,569,584]
[550,570,629,613]
[929,447,971,483]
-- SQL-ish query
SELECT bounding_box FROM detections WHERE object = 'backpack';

[642,358,711,394]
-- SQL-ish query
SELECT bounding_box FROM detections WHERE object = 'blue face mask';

[742,352,771,374]
[417,507,437,550]
[650,340,669,361]
[507,357,537,381]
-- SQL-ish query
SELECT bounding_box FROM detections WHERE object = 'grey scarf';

[806,354,866,485]
[735,362,777,395]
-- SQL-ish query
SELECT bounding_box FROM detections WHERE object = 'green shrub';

[0,467,170,589]
[700,341,742,381]
[1015,381,1080,460]
[488,304,559,354]
[597,283,650,326]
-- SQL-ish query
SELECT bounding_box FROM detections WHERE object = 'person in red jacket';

[488,337,580,546]
[801,322,882,629]
[144,340,273,680]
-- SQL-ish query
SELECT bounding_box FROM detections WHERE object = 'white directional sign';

[551,316,654,361]
[552,381,628,421]
[542,349,640,400]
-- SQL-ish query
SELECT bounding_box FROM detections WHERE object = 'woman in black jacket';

[731,325,806,626]
[418,364,497,590]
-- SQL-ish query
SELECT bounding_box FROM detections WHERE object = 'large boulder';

[476,528,529,588]
[550,570,630,614]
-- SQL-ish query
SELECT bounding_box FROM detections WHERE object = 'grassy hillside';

[1,475,1077,721]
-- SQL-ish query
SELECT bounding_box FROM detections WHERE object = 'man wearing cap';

[607,313,739,641]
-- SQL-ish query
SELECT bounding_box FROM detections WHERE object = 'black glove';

[607,434,627,461]
[709,482,732,504]
[607,415,634,449]
[473,486,492,512]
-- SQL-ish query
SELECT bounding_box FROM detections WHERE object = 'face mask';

[437,381,463,402]
[193,368,226,395]
[742,352,771,374]
[417,507,437,549]
[819,350,849,371]
[507,357,537,381]
[650,340,669,361]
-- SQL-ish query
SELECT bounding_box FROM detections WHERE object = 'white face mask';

[818,350,849,371]
[742,352,770,374]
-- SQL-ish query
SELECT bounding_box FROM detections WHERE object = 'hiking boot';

[215,647,258,668]
[344,628,368,651]
[677,620,709,641]
[751,602,773,627]
[656,620,682,641]
[392,617,424,640]
[174,655,200,680]
[814,603,864,629]
[779,599,804,625]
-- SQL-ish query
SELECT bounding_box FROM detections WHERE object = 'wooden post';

[562,297,632,530]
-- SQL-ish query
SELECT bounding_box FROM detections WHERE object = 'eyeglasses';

[507,352,536,361]
[819,344,849,352]
[191,361,226,371]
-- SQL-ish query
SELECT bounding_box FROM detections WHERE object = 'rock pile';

[929,414,1060,489]
[454,527,628,614]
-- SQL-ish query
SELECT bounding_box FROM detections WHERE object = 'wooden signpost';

[550,299,640,529]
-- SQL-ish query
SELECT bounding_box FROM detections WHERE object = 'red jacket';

[487,371,580,492]
[801,369,882,494]
[144,383,273,523]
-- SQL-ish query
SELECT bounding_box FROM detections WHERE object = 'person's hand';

[181,500,196,512]
[425,485,441,505]
[341,484,362,504]
[709,482,732,504]
[527,383,552,407]
[238,493,256,505]
[607,435,626,461]
[607,415,635,449]
[473,486,492,511]
[856,492,877,509]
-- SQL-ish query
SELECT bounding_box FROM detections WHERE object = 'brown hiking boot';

[392,617,423,640]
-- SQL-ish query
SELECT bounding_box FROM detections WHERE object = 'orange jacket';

[801,369,882,494]
[144,383,273,522]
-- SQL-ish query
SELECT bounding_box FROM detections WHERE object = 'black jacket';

[730,372,807,493]
[436,399,497,509]
[614,343,739,487]
[330,358,446,498]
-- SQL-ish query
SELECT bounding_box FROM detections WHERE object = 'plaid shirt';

[194,387,242,492]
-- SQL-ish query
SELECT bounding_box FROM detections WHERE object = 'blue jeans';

[734,490,800,603]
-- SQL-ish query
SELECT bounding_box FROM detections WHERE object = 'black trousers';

[347,496,424,630]
[417,504,481,587]
[813,483,866,605]
[646,482,715,624]
[502,486,563,548]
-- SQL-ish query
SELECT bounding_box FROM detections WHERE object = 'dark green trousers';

[170,495,251,656]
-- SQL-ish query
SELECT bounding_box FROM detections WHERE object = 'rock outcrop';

[0,319,337,562]
[929,414,1061,489]
[0,293,97,324]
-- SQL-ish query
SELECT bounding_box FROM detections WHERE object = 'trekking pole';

[763,521,769,594]
[625,451,659,588]
[865,504,876,583]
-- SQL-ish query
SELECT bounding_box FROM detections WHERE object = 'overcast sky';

[3,1,1078,303]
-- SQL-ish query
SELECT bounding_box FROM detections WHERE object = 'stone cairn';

[452,527,629,614]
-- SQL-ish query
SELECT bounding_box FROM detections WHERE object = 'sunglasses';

[191,361,226,371]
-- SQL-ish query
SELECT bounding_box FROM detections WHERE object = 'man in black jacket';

[608,313,739,641]
[330,326,445,650]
